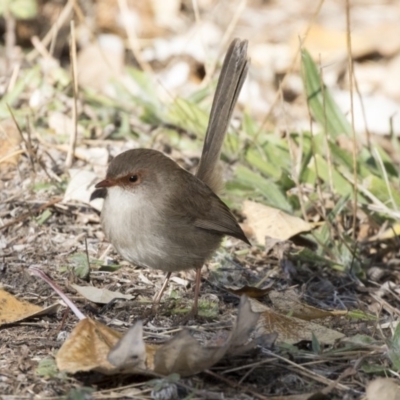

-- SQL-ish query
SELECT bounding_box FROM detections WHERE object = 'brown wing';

[167,169,250,245]
[193,194,250,244]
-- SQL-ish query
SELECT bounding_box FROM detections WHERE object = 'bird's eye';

[129,175,138,183]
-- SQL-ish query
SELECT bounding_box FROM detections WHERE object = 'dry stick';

[256,0,325,140]
[204,370,270,400]
[0,197,62,231]
[373,147,397,211]
[264,350,351,391]
[30,36,57,61]
[0,149,25,164]
[345,0,358,242]
[6,63,20,94]
[191,0,201,25]
[117,0,153,75]
[29,266,86,320]
[66,20,79,168]
[26,0,74,63]
[4,7,15,72]
[280,86,308,221]
[353,75,371,151]
[319,55,334,194]
[222,357,276,374]
[202,0,246,86]
[6,104,35,171]
[301,45,325,218]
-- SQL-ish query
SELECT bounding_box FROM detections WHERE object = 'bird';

[91,38,250,317]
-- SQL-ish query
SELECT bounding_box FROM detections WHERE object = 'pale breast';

[101,186,215,272]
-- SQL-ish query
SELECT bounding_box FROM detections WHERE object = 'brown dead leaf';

[57,318,124,374]
[71,284,134,304]
[294,24,370,62]
[113,295,275,376]
[0,289,58,325]
[242,201,312,245]
[0,119,22,169]
[249,298,344,345]
[77,36,124,92]
[57,296,277,377]
[366,378,400,400]
[269,289,348,321]
[226,285,271,299]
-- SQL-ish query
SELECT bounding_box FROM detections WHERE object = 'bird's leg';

[192,267,202,316]
[152,272,171,310]
[178,267,202,324]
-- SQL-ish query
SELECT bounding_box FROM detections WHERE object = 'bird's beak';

[90,188,107,201]
[90,179,116,201]
[95,179,116,188]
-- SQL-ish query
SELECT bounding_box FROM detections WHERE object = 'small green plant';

[0,0,38,20]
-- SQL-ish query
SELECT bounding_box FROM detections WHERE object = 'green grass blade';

[301,49,352,138]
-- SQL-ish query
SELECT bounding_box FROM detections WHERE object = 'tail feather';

[195,39,249,193]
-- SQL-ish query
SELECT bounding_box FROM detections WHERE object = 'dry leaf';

[56,318,124,374]
[249,298,344,345]
[242,200,312,245]
[294,24,370,62]
[107,320,149,371]
[226,285,271,299]
[63,169,104,211]
[77,35,124,92]
[0,289,59,325]
[366,378,400,400]
[57,296,277,377]
[269,289,348,321]
[71,284,134,304]
[0,119,22,168]
[48,112,84,137]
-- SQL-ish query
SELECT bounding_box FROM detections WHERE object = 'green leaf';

[310,154,353,197]
[363,175,400,209]
[67,253,90,281]
[235,165,292,212]
[346,311,377,321]
[0,0,38,19]
[36,357,58,378]
[167,98,208,136]
[290,247,338,267]
[388,322,400,370]
[345,334,378,346]
[66,387,95,400]
[245,148,282,179]
[301,49,351,138]
[0,67,41,118]
[311,332,321,354]
[36,209,52,225]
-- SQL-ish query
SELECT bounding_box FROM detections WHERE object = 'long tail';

[195,39,249,193]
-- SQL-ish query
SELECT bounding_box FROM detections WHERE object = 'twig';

[26,0,74,62]
[4,7,16,73]
[29,266,86,321]
[0,197,62,231]
[280,87,308,221]
[345,0,358,241]
[256,0,325,140]
[117,0,153,75]
[6,63,20,94]
[204,370,270,400]
[66,20,79,168]
[263,350,351,391]
[203,0,246,86]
